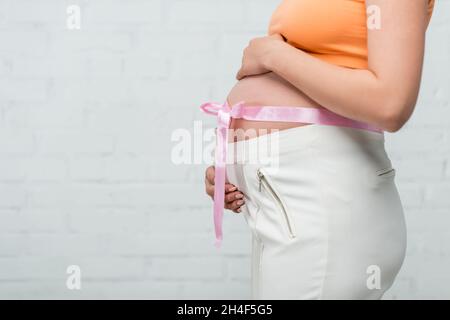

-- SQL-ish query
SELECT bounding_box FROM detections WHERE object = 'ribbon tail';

[214,238,222,248]
[212,124,228,248]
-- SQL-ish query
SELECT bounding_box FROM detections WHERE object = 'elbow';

[367,77,419,133]
[381,108,406,133]
[377,101,414,133]
[378,95,416,133]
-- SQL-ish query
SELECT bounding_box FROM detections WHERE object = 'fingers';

[225,190,245,214]
[204,165,245,213]
[225,198,245,213]
[230,200,245,213]
[225,184,237,192]
[225,190,244,203]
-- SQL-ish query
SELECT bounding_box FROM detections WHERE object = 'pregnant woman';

[201,0,435,299]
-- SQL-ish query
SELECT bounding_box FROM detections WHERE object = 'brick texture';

[0,0,449,299]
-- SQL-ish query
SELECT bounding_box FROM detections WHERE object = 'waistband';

[199,100,384,248]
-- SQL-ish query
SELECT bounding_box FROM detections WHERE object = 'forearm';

[263,43,405,132]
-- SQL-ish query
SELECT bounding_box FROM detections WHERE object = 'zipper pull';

[257,169,263,192]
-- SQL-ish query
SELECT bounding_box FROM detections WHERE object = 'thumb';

[236,68,245,80]
[271,33,286,41]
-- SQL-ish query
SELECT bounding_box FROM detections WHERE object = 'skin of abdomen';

[226,72,323,142]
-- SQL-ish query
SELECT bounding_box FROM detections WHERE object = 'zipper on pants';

[257,168,297,239]
[377,168,395,177]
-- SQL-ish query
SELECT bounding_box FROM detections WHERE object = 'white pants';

[225,124,406,300]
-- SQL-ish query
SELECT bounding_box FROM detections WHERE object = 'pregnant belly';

[226,72,322,142]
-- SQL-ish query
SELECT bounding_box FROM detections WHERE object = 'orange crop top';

[268,0,435,69]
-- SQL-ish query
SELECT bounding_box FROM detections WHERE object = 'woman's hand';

[236,33,286,81]
[204,166,245,213]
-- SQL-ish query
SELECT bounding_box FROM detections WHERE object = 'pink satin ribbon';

[200,100,383,248]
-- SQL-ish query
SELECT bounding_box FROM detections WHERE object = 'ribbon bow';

[200,101,245,248]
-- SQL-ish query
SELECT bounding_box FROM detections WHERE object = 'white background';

[0,0,449,299]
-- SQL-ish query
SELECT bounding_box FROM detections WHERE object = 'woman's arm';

[237,0,430,132]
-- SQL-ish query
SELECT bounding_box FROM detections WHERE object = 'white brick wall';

[0,0,448,299]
